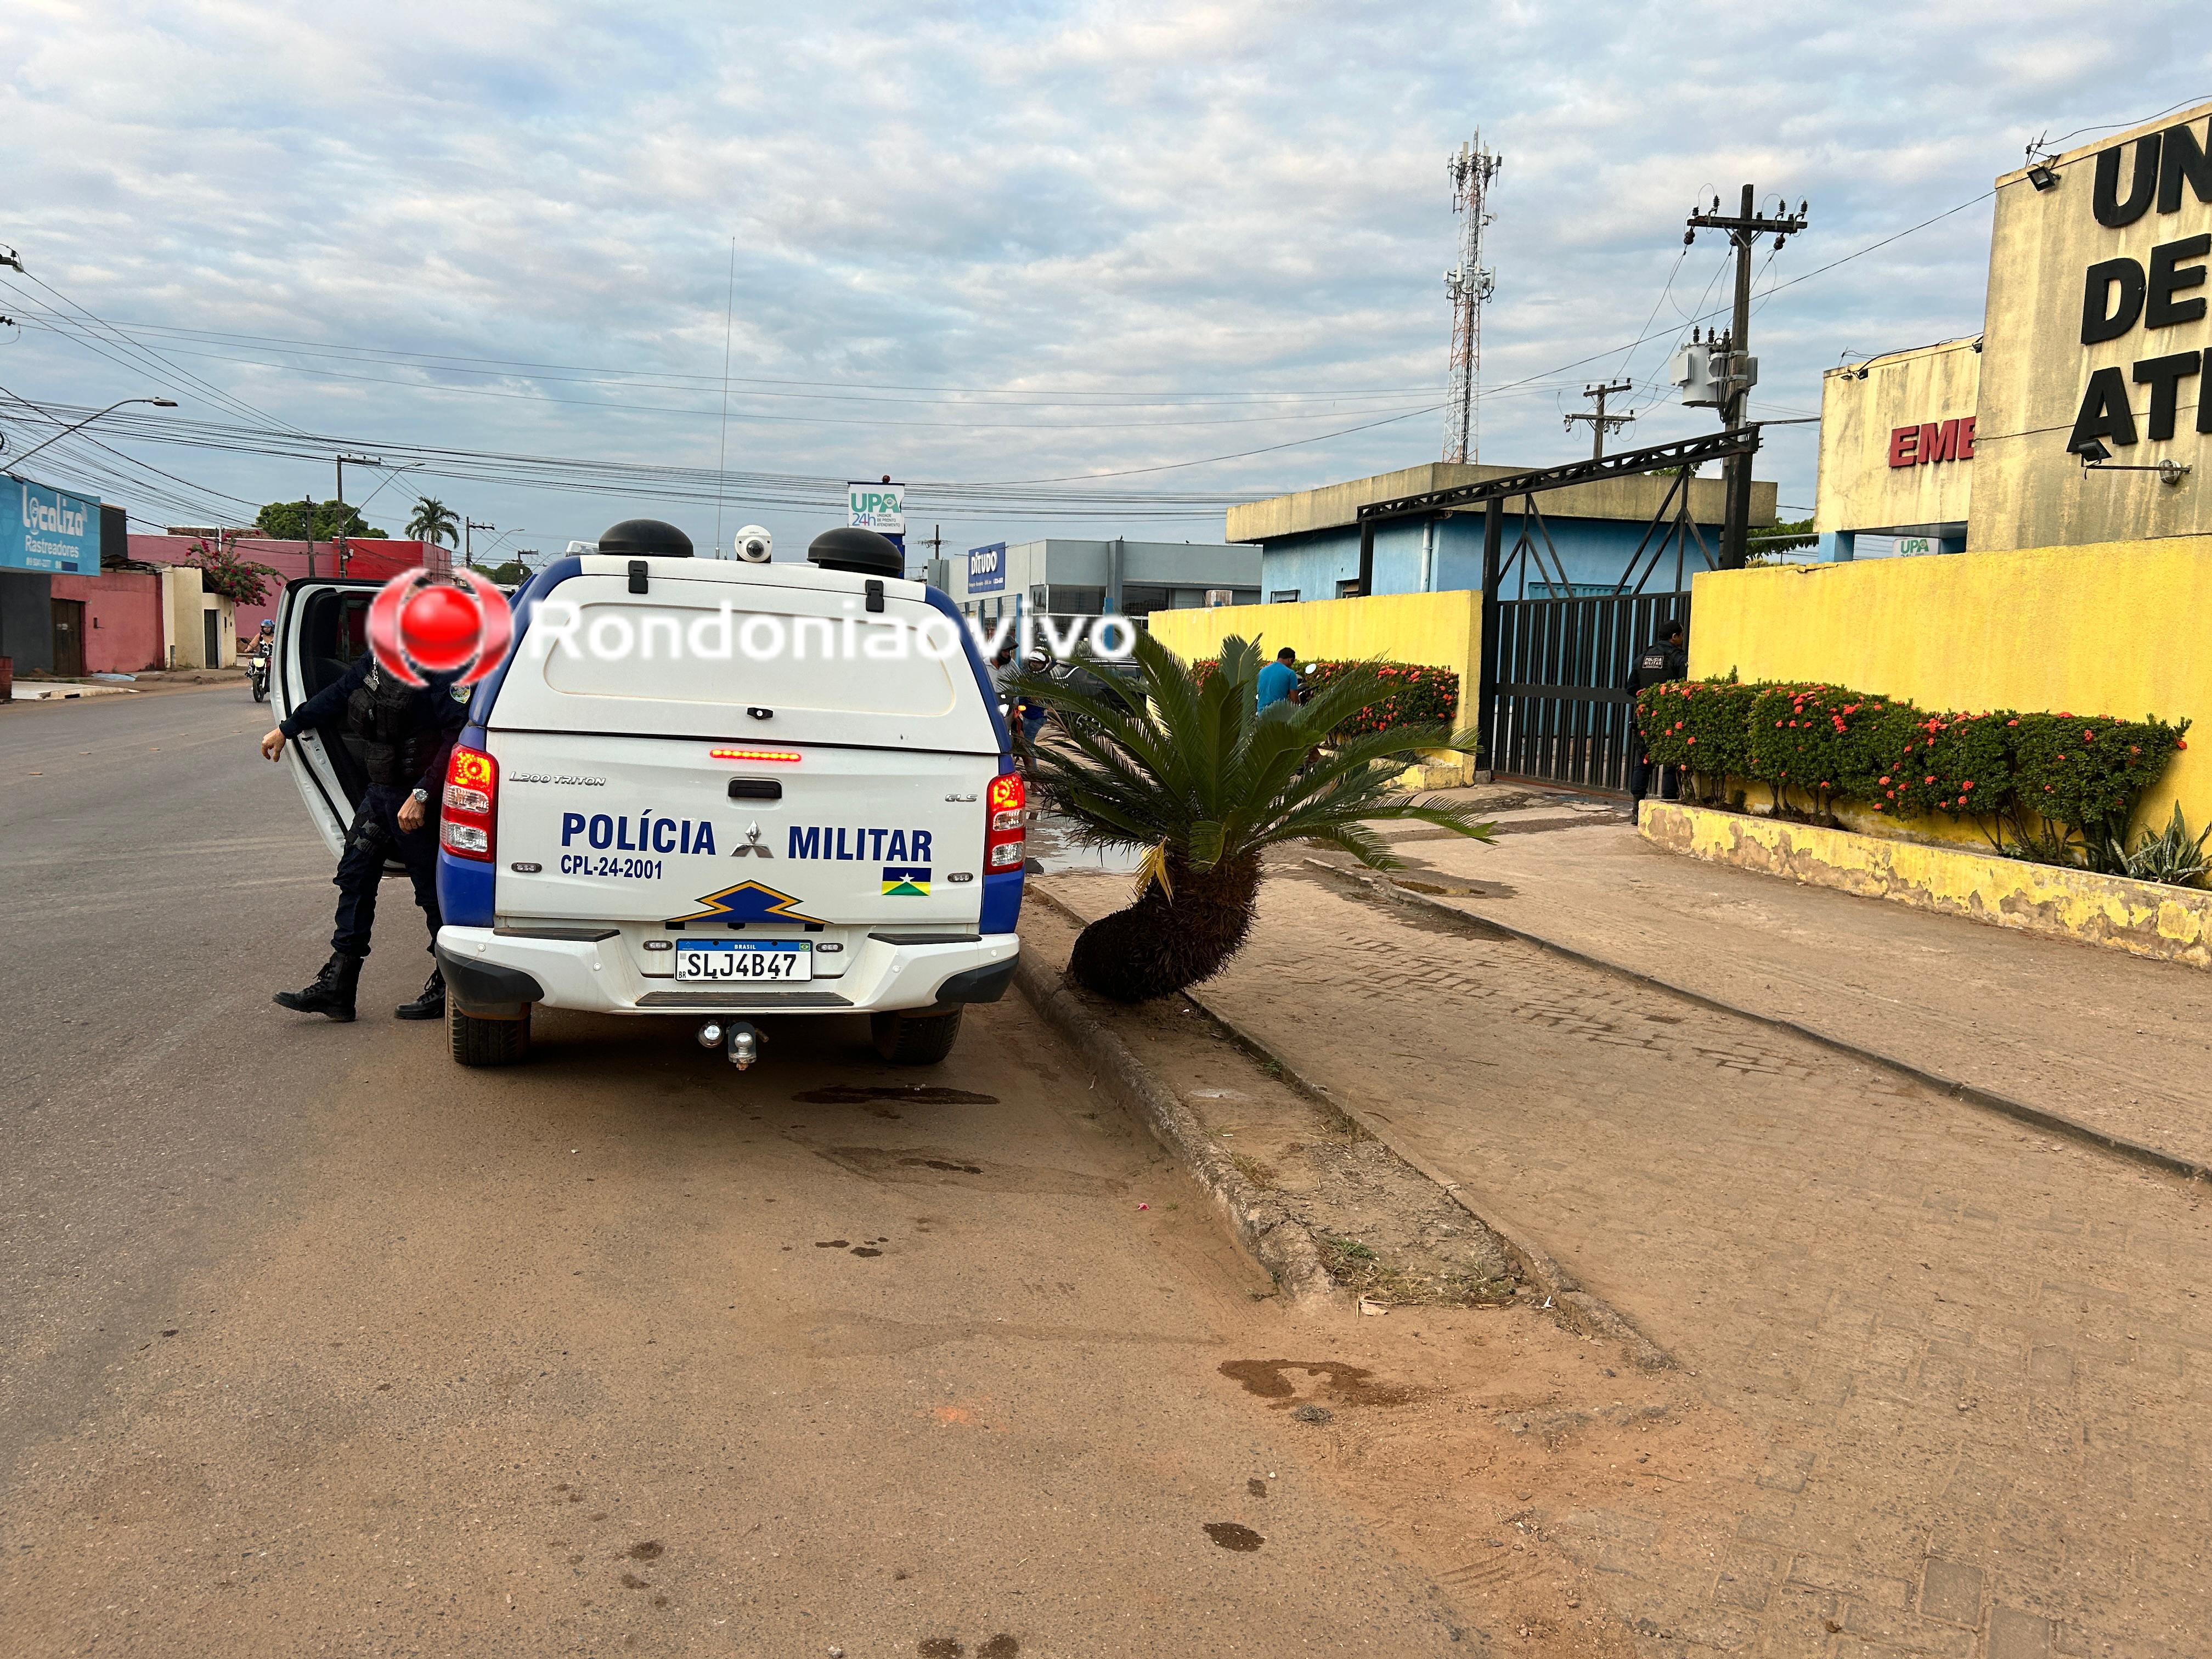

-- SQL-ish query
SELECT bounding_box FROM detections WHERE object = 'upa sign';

[966,542,1007,595]
[2,473,101,574]
[847,481,906,536]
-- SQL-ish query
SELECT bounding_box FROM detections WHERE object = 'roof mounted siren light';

[806,526,902,577]
[597,518,693,558]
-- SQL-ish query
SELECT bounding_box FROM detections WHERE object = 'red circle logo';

[365,568,514,687]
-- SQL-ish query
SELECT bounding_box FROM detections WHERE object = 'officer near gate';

[259,656,469,1022]
[1626,617,1688,803]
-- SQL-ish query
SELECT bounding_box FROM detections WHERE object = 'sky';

[2,1,2207,568]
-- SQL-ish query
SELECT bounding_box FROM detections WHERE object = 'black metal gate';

[1353,425,1763,797]
[1487,591,1688,793]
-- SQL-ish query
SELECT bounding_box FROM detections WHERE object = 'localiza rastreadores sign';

[2,473,101,574]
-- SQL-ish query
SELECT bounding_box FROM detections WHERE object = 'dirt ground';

[1039,851,2212,1657]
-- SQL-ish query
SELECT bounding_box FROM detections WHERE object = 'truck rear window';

[533,599,961,717]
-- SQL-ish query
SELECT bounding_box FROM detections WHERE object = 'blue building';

[1226,462,1778,600]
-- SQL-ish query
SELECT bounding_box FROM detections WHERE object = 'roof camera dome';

[597,518,693,557]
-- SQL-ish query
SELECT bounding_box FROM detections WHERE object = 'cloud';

[1,0,2204,553]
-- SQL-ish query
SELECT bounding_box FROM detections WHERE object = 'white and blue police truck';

[271,521,1024,1070]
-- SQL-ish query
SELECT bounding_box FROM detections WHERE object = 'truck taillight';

[441,744,497,861]
[985,770,1025,871]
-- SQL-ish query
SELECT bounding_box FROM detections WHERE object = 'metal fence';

[1488,590,1689,793]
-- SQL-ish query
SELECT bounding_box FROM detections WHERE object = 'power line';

[7,311,1443,405]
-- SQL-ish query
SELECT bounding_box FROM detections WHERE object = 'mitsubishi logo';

[730,820,775,859]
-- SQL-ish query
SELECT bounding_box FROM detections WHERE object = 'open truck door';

[271,577,386,860]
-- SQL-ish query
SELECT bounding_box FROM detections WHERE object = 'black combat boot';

[395,968,445,1022]
[274,952,364,1022]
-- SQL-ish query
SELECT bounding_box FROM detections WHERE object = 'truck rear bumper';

[435,926,1019,1018]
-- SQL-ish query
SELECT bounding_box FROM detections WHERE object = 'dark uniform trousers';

[332,785,442,958]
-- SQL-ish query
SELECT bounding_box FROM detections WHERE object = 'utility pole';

[302,493,317,580]
[1441,133,1503,465]
[1686,187,1807,567]
[1564,379,1635,460]
[465,519,495,576]
[335,453,379,575]
[920,523,944,582]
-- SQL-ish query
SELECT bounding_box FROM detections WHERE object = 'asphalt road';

[0,686,1464,1656]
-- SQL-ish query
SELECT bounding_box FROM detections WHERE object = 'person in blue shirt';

[1256,646,1301,712]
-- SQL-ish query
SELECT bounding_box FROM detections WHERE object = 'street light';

[334,453,381,574]
[6,396,178,471]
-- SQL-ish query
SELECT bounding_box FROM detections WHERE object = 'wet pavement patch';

[902,1157,984,1175]
[627,1541,663,1560]
[1218,1358,1414,1407]
[1204,1522,1264,1551]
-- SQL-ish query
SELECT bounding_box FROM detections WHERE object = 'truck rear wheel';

[870,1009,961,1065]
[450,1003,532,1066]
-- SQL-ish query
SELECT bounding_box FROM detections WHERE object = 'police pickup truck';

[271,520,1023,1071]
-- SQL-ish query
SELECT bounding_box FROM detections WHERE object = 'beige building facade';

[1814,337,1981,556]
[1818,98,2212,556]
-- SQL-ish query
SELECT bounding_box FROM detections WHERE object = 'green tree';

[471,560,529,587]
[253,499,386,541]
[407,497,460,547]
[1002,634,1496,1002]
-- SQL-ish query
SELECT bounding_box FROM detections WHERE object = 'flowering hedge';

[187,539,281,606]
[1636,676,2188,865]
[1194,657,1458,738]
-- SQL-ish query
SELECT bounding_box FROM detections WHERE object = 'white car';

[270,522,1024,1070]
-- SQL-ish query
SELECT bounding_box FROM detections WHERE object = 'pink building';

[127,535,442,648]
[49,571,166,673]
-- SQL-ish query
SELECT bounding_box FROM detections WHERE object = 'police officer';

[259,655,469,1022]
[1626,618,1688,802]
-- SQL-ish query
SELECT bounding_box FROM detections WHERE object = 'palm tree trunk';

[1068,851,1263,1002]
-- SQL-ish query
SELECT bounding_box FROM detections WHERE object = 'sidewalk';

[1038,846,2212,1658]
[1355,811,2212,1170]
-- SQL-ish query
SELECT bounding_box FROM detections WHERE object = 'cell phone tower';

[1441,133,1502,465]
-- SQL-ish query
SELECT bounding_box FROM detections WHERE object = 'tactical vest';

[342,664,432,787]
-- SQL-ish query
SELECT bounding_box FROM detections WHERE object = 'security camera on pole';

[1677,187,1809,568]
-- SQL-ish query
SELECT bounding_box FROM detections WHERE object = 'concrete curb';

[1009,944,1340,1308]
[1023,883,1672,1366]
[1169,980,1673,1371]
[1304,857,2212,1188]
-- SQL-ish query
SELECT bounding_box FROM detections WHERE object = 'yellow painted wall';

[157,566,206,669]
[1687,536,2212,829]
[1643,800,2212,968]
[1146,590,1485,780]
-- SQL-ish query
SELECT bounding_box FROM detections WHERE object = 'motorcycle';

[246,648,270,703]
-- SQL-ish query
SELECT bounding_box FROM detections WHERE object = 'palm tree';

[406,496,460,548]
[1003,633,1495,1002]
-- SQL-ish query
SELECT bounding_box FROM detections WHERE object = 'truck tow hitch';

[697,1019,766,1070]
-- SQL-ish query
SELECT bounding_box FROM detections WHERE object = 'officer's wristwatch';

[410,786,431,805]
